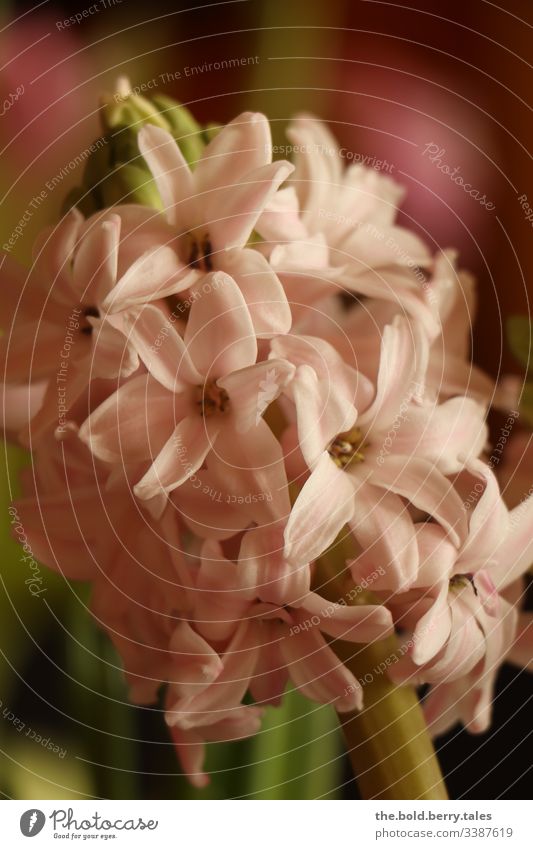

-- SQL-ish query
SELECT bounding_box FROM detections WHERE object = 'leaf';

[519,381,533,426]
[507,315,532,371]
[245,687,343,799]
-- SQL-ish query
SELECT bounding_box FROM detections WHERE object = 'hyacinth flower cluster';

[2,82,532,793]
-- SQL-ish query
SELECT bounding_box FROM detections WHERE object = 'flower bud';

[63,77,208,215]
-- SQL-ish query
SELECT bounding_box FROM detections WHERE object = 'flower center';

[80,305,100,335]
[196,382,230,417]
[449,573,476,594]
[328,427,366,468]
[188,233,213,272]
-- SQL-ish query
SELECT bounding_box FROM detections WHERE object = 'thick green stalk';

[334,638,448,799]
[316,541,448,800]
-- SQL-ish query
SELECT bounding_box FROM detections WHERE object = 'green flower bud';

[203,122,222,145]
[151,94,204,166]
[63,77,215,214]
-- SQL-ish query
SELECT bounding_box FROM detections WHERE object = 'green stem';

[316,540,448,800]
[334,639,448,799]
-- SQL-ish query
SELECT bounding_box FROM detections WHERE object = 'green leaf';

[507,315,532,371]
[519,381,533,426]
[245,688,343,799]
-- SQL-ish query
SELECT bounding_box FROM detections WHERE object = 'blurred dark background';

[1,0,532,800]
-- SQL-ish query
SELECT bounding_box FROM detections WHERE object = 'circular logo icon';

[20,810,46,837]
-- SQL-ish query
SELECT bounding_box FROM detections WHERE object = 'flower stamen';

[80,305,100,335]
[196,382,230,417]
[188,234,213,272]
[328,427,366,468]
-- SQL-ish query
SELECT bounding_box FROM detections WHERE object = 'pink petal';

[0,381,46,438]
[370,455,468,548]
[300,591,393,643]
[184,272,257,378]
[31,208,84,304]
[211,418,291,526]
[286,115,341,228]
[380,397,488,476]
[0,320,72,383]
[134,415,219,499]
[271,334,373,415]
[256,186,308,242]
[358,315,428,431]
[492,491,533,590]
[410,583,453,665]
[23,367,88,447]
[102,246,188,314]
[121,304,202,391]
[271,333,372,467]
[339,266,440,340]
[173,469,253,540]
[173,622,259,720]
[79,374,176,463]
[218,358,295,433]
[239,524,310,608]
[167,621,223,700]
[194,540,252,642]
[90,320,139,380]
[422,601,486,683]
[341,224,431,273]
[219,247,292,336]
[285,453,355,566]
[348,477,419,591]
[410,523,458,588]
[169,727,210,789]
[290,364,358,468]
[137,124,195,228]
[195,111,271,198]
[14,488,104,580]
[210,161,294,251]
[72,214,120,302]
[280,620,362,712]
[249,636,288,706]
[460,459,509,567]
